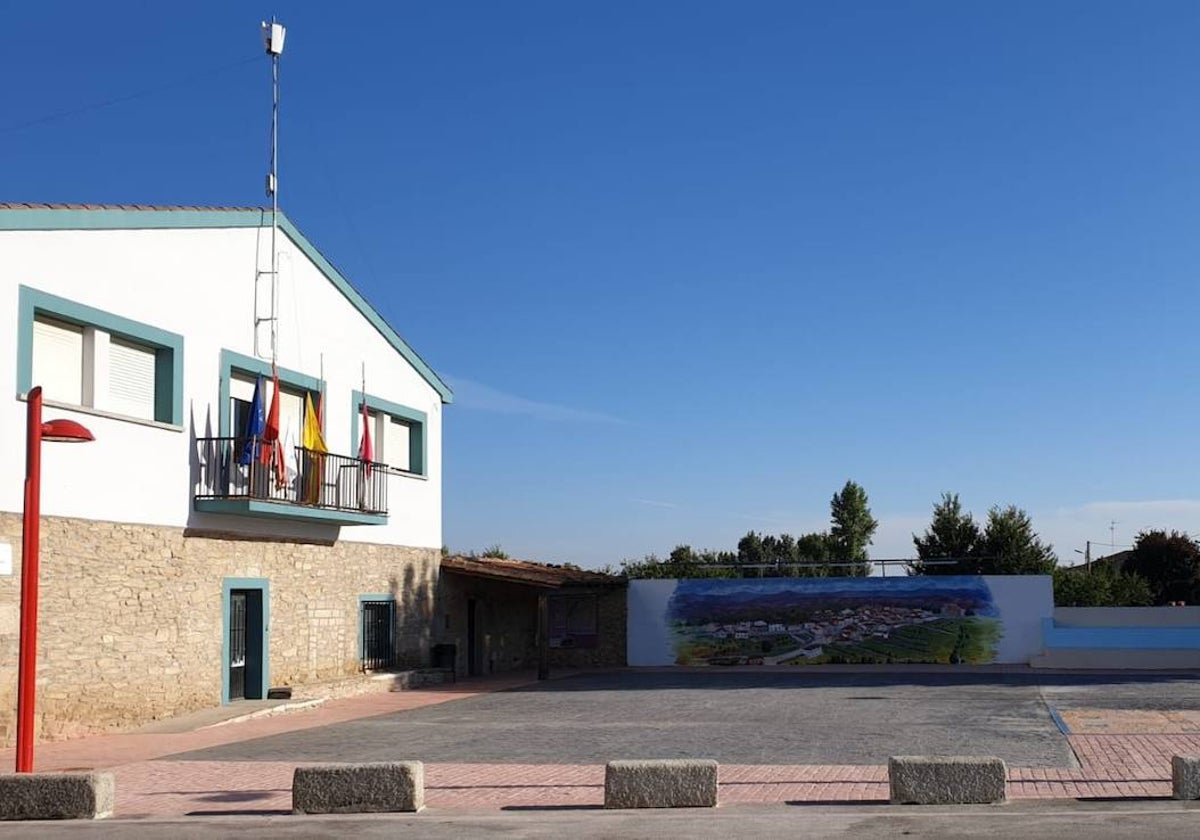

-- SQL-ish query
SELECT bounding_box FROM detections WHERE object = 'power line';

[2,54,259,136]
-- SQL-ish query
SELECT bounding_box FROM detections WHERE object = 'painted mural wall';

[627,576,1053,667]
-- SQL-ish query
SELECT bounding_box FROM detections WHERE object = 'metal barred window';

[361,600,396,671]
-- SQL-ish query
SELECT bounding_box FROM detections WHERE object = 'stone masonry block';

[604,759,718,809]
[292,762,424,814]
[1172,755,1200,799]
[0,772,114,820]
[889,756,1006,805]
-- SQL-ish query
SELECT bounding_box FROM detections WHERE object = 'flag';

[302,392,327,453]
[238,376,265,466]
[261,370,281,466]
[281,421,299,485]
[302,392,328,504]
[358,399,373,477]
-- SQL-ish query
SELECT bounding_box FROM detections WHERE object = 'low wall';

[1054,607,1200,628]
[1033,607,1200,669]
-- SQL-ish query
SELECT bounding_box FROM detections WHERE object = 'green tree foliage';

[829,480,877,576]
[909,493,980,575]
[618,545,738,579]
[1052,566,1153,607]
[909,498,1056,576]
[1123,530,1200,605]
[974,505,1057,574]
[618,480,876,579]
[792,532,834,577]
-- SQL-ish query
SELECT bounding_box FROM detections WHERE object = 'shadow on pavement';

[520,670,1200,692]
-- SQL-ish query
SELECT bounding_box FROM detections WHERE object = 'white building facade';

[0,204,452,742]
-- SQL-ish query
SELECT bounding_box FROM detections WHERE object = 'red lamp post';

[16,386,94,772]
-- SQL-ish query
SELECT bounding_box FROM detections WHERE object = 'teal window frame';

[218,349,324,437]
[16,285,184,425]
[350,390,427,477]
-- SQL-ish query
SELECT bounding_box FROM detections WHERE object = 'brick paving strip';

[106,740,1194,817]
[4,679,1200,816]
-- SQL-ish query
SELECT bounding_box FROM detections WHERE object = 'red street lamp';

[16,386,93,773]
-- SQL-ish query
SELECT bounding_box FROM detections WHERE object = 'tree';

[829,480,878,576]
[1052,566,1152,607]
[1123,530,1200,605]
[790,531,834,577]
[910,493,981,575]
[737,532,766,571]
[974,505,1057,575]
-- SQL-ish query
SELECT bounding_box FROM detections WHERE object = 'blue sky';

[6,2,1200,567]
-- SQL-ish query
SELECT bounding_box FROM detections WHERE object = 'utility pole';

[1085,540,1091,574]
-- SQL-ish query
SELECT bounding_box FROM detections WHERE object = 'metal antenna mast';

[256,20,286,362]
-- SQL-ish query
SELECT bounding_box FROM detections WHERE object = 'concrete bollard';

[1172,755,1200,800]
[889,756,1006,805]
[292,762,424,814]
[0,772,115,821]
[604,759,718,809]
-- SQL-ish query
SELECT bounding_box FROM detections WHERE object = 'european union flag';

[238,375,266,466]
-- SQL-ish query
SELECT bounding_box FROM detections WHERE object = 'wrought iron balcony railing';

[194,436,388,516]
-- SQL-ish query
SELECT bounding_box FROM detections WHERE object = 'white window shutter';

[229,374,258,403]
[384,417,411,471]
[32,317,84,405]
[278,387,303,444]
[108,338,157,420]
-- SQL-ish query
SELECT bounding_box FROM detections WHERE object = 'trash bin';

[432,643,456,671]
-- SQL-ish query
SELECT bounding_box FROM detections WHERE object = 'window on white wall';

[20,286,184,425]
[32,315,164,422]
[358,410,414,472]
[384,416,411,472]
[107,337,157,421]
[353,395,426,476]
[230,373,311,442]
[31,316,85,405]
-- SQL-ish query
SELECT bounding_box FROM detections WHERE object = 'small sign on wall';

[0,542,11,576]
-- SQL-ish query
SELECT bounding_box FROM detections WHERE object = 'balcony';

[194,436,389,526]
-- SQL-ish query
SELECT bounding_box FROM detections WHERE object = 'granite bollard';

[292,762,424,814]
[1172,755,1200,800]
[888,756,1006,805]
[604,759,718,809]
[0,772,114,820]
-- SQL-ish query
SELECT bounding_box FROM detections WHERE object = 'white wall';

[0,224,443,548]
[627,576,1053,667]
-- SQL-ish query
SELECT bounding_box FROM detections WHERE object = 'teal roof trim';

[0,206,453,404]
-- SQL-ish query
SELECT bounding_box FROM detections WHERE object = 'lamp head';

[41,419,94,443]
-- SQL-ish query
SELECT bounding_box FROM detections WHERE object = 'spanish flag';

[302,392,327,503]
[302,392,327,453]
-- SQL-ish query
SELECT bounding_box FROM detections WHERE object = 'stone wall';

[548,587,627,669]
[435,575,627,676]
[436,573,538,677]
[0,512,438,745]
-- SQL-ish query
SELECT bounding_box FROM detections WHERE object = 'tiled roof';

[441,555,625,588]
[0,202,264,212]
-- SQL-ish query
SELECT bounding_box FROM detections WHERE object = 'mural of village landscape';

[667,577,1003,666]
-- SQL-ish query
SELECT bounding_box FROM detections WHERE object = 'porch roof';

[440,555,625,589]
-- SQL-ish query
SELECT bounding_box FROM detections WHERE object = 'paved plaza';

[177,669,1194,767]
[3,668,1200,819]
